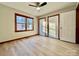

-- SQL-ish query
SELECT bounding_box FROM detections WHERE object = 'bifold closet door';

[39,18,46,36]
[48,15,59,39]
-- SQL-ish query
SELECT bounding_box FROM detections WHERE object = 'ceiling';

[0,2,77,16]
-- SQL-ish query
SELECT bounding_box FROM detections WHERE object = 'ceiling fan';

[29,2,47,10]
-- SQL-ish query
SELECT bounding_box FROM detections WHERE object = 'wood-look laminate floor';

[0,35,79,56]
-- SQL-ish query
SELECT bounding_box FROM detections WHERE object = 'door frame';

[47,14,60,39]
[38,17,47,36]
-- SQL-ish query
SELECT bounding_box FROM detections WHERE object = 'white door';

[60,10,76,43]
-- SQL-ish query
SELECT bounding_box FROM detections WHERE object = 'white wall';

[0,4,38,43]
[60,10,76,43]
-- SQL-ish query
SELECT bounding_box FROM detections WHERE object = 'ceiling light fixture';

[36,7,40,10]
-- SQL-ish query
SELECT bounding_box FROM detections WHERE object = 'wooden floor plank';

[0,35,79,56]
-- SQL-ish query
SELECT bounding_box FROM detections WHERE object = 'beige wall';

[0,4,38,42]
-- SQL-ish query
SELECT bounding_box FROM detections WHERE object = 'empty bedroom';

[0,2,79,56]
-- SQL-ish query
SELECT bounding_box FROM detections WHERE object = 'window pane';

[17,23,25,30]
[16,16,26,23]
[27,18,33,30]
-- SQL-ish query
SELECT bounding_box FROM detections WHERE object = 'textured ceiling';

[0,2,77,16]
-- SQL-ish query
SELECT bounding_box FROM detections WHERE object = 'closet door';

[48,15,59,39]
[60,10,76,43]
[39,18,46,36]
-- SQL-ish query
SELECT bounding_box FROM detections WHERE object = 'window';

[48,14,59,38]
[16,16,26,31]
[27,18,33,30]
[39,17,47,36]
[15,13,34,32]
